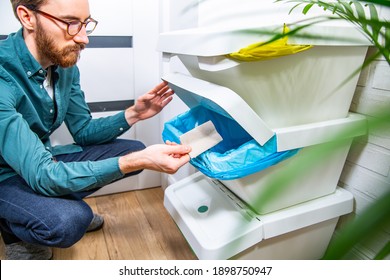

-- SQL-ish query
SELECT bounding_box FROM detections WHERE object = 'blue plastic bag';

[162,106,299,180]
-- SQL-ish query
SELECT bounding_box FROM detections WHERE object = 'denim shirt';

[0,29,130,196]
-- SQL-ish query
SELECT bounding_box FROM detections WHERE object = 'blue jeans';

[0,139,145,248]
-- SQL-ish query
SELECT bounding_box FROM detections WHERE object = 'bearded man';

[0,0,191,260]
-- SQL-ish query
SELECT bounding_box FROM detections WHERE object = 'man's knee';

[33,202,93,248]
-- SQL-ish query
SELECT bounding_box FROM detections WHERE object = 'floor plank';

[0,187,196,260]
[98,189,167,259]
[135,186,196,260]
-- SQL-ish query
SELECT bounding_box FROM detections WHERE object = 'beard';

[35,21,85,68]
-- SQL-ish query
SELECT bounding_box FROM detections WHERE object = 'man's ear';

[16,6,36,31]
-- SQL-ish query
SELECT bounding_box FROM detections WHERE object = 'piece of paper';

[180,120,223,158]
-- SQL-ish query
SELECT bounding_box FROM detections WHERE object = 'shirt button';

[46,147,50,150]
[39,69,44,74]
[50,109,54,114]
[27,71,32,76]
[40,85,43,89]
[119,127,124,131]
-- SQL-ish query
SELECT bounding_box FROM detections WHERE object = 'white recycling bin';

[159,21,370,259]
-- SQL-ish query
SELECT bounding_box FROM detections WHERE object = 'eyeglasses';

[31,9,98,36]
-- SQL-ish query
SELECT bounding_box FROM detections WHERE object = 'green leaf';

[339,0,355,16]
[289,3,305,15]
[303,3,315,14]
[351,0,367,21]
[368,3,381,41]
[368,2,379,20]
[323,176,390,259]
[374,241,390,260]
[386,26,390,48]
[360,0,390,8]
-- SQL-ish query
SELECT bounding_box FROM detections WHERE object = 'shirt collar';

[13,28,47,78]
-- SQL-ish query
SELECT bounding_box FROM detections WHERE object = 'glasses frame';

[30,8,98,36]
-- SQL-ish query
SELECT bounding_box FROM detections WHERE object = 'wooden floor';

[0,187,196,260]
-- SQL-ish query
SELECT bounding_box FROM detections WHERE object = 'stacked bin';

[158,18,371,259]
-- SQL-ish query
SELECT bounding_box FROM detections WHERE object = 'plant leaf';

[351,0,367,22]
[339,0,356,17]
[374,241,390,260]
[368,3,381,40]
[303,3,315,14]
[323,180,390,259]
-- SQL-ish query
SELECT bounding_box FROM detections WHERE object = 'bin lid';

[157,24,371,57]
[163,72,274,146]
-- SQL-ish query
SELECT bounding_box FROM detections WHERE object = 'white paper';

[180,120,223,158]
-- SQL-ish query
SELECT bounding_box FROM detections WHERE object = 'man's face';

[35,17,85,68]
[33,0,91,68]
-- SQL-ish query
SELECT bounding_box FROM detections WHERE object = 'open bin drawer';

[162,72,366,213]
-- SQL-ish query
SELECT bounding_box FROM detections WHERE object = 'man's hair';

[10,0,48,20]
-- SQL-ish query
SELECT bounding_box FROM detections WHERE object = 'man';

[0,0,191,260]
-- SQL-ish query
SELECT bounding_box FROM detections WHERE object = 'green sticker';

[198,205,209,213]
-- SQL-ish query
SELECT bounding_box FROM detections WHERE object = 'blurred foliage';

[277,0,390,64]
[275,0,390,260]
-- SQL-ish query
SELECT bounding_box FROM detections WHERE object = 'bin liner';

[162,106,299,180]
[226,24,312,62]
